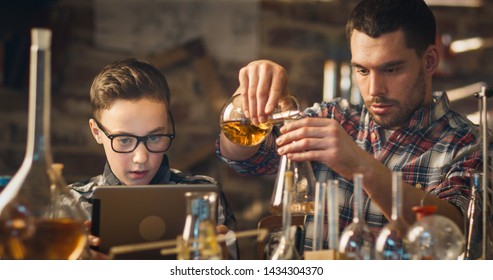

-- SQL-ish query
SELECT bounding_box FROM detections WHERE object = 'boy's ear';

[89,119,103,144]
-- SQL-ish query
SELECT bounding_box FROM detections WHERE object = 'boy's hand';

[215,225,231,260]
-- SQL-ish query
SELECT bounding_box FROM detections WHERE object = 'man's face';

[90,98,169,185]
[350,29,436,130]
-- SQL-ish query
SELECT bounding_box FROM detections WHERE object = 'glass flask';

[270,155,316,215]
[220,93,301,147]
[406,205,465,260]
[375,172,410,260]
[270,166,301,260]
[338,173,375,260]
[181,192,222,260]
[0,28,88,260]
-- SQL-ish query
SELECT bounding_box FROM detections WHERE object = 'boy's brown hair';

[90,58,171,119]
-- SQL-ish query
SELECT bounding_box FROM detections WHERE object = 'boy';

[69,58,238,259]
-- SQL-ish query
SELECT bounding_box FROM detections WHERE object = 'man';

[216,0,481,253]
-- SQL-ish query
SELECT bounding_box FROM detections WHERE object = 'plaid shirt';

[216,92,482,251]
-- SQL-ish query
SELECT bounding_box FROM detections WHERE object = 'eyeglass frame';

[92,115,175,153]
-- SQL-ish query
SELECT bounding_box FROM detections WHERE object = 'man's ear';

[424,45,440,74]
[89,119,103,144]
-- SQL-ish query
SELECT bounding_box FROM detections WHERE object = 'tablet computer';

[91,183,218,259]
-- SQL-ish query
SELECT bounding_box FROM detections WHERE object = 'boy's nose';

[132,142,149,163]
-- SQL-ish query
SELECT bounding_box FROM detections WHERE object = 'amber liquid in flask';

[220,120,272,147]
[0,28,87,260]
[220,93,300,147]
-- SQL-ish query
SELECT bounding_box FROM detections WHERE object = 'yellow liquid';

[1,218,87,260]
[269,202,315,215]
[221,120,272,147]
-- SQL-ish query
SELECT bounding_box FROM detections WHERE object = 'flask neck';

[391,172,403,221]
[352,174,364,223]
[25,34,53,167]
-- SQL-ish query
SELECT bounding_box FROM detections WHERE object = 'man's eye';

[357,68,369,76]
[384,67,398,74]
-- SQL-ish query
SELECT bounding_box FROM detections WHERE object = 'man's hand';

[238,60,290,124]
[276,117,374,179]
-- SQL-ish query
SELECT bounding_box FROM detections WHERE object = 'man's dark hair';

[346,0,436,56]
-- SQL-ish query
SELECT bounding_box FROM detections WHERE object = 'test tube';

[312,181,327,251]
[327,179,339,250]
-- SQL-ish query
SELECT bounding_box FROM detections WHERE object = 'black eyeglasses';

[93,119,175,153]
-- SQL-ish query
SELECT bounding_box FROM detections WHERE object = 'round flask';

[0,28,87,260]
[375,172,410,260]
[220,94,300,147]
[338,173,375,260]
[406,205,465,260]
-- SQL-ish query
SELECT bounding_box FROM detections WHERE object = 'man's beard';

[366,69,427,129]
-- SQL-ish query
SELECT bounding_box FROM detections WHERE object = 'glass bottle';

[270,161,301,260]
[270,155,316,215]
[406,205,465,260]
[220,93,301,147]
[181,191,222,260]
[0,28,87,260]
[375,171,410,260]
[338,173,375,260]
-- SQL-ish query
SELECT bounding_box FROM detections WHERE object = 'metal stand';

[474,86,493,259]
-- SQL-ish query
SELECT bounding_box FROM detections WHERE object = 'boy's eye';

[147,135,162,143]
[116,136,135,146]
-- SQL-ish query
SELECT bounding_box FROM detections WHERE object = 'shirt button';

[416,183,423,190]
[371,133,377,140]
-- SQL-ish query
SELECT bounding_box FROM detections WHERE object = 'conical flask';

[270,163,301,260]
[181,192,222,260]
[338,173,375,260]
[270,155,316,215]
[375,171,410,260]
[407,205,464,260]
[0,28,87,260]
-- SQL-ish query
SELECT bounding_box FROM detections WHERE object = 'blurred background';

[0,0,492,259]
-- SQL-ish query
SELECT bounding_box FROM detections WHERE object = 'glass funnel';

[338,173,375,260]
[375,171,410,260]
[406,205,465,260]
[220,93,300,147]
[0,28,87,260]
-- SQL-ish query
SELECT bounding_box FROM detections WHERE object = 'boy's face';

[90,98,170,185]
